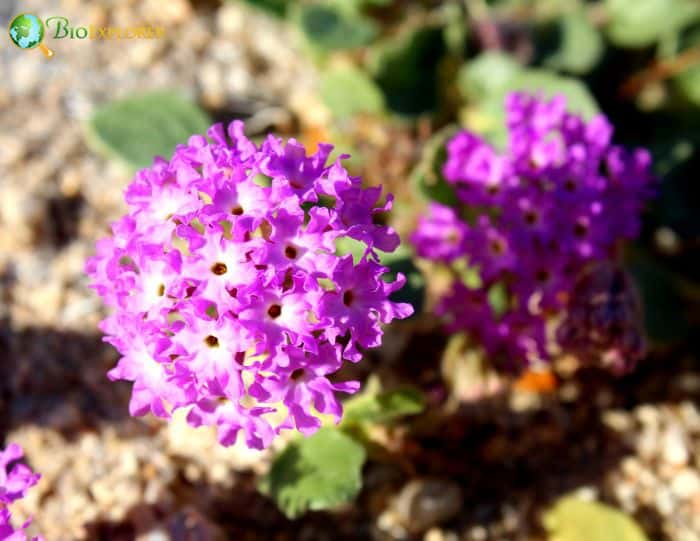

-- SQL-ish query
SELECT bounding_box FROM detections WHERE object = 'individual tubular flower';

[0,444,41,541]
[87,121,413,449]
[413,92,654,368]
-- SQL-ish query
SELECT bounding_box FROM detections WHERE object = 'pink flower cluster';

[412,92,654,367]
[0,444,41,541]
[87,121,412,449]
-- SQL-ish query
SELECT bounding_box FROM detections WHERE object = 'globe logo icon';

[8,13,54,58]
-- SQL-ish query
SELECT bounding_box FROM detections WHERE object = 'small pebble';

[392,479,463,534]
[655,488,675,516]
[671,470,700,500]
[662,425,689,466]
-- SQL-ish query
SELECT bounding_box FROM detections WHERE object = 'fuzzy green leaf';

[259,428,366,519]
[457,51,523,103]
[543,14,604,74]
[342,382,425,426]
[238,0,289,17]
[320,67,385,119]
[605,0,700,48]
[297,4,377,50]
[543,496,649,541]
[86,92,210,169]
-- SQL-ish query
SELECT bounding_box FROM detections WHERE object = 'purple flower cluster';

[412,92,654,366]
[87,121,412,449]
[0,444,41,541]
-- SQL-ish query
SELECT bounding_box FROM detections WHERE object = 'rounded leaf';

[86,92,210,169]
[543,496,649,541]
[605,0,700,48]
[320,67,385,119]
[297,4,377,50]
[259,428,366,519]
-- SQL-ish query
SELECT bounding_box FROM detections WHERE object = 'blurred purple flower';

[414,92,655,367]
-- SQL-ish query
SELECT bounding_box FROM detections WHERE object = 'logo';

[8,13,166,58]
[8,13,54,58]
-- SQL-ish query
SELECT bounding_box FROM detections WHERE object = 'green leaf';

[443,2,469,56]
[342,380,425,426]
[368,24,446,115]
[411,126,460,206]
[605,0,700,48]
[86,91,210,169]
[238,0,289,17]
[259,427,366,519]
[543,496,649,541]
[543,14,604,74]
[457,51,523,103]
[320,67,385,119]
[296,4,377,51]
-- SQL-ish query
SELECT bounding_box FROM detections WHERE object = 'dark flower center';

[343,290,354,307]
[267,304,282,319]
[524,211,538,225]
[282,270,294,292]
[211,262,228,275]
[490,239,506,255]
[291,368,305,381]
[536,269,550,283]
[284,245,298,259]
[204,335,219,348]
